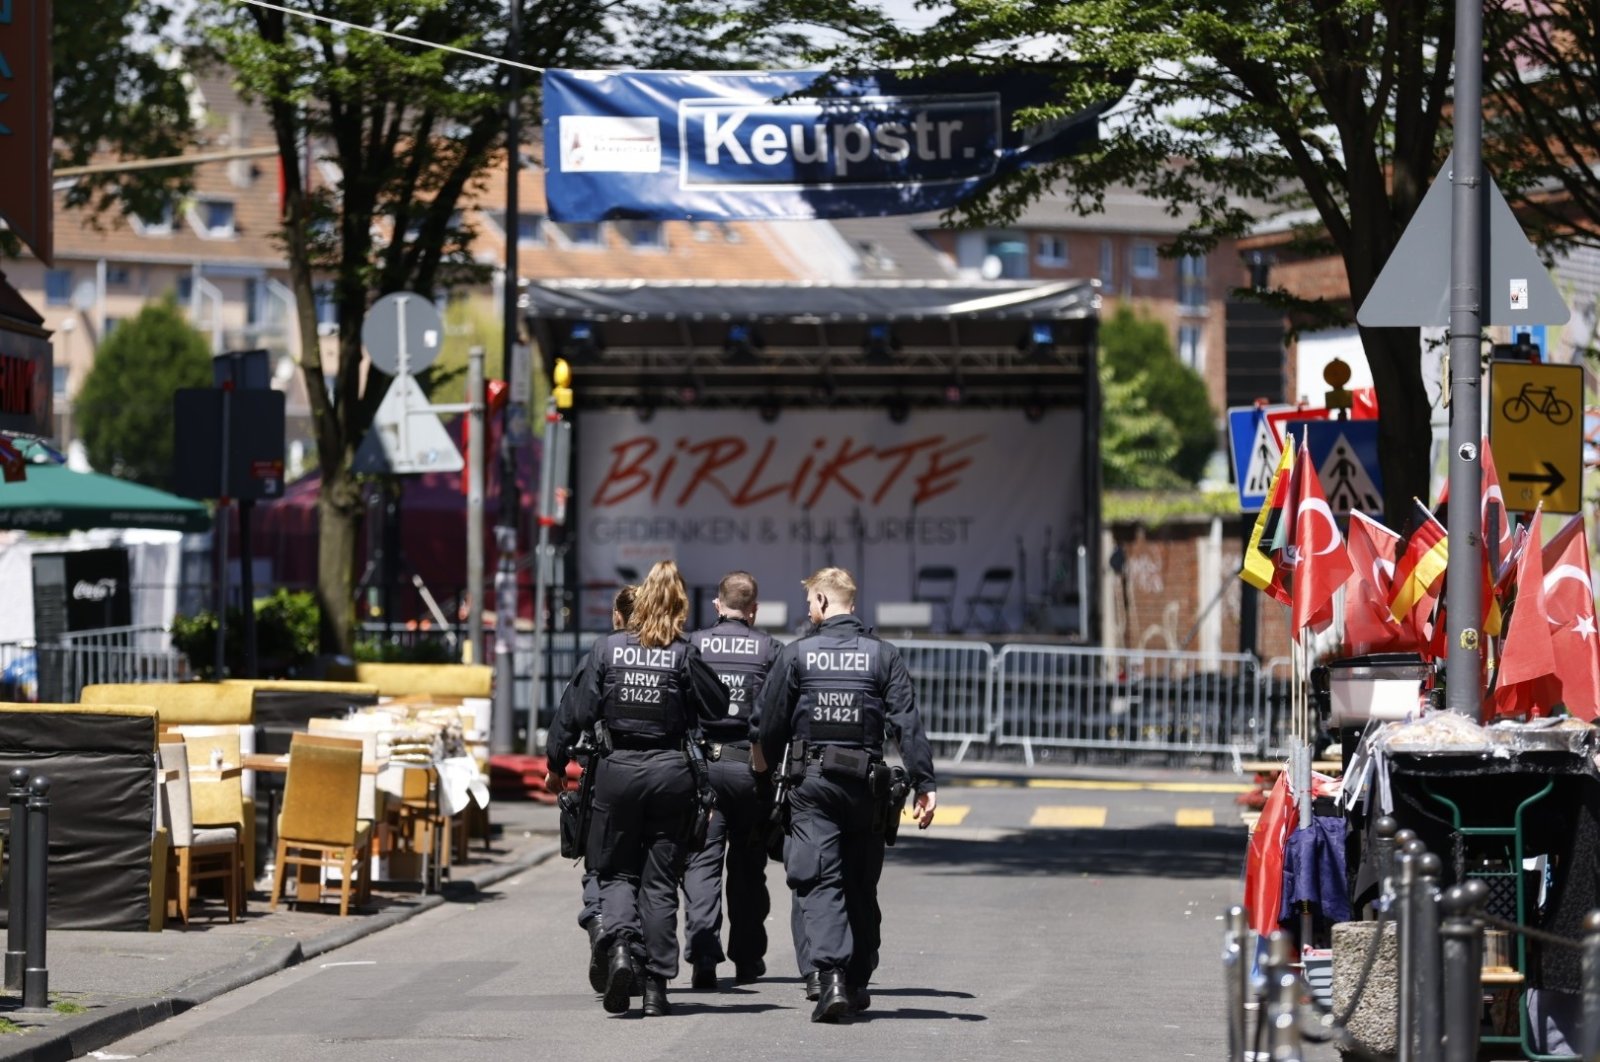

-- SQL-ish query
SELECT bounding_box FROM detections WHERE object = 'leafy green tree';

[75,299,213,490]
[198,1,801,652]
[729,0,1510,527]
[1100,305,1215,484]
[1100,366,1188,491]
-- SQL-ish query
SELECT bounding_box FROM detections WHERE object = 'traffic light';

[552,356,573,410]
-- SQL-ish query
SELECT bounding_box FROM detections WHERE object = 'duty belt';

[707,741,752,764]
[608,732,682,752]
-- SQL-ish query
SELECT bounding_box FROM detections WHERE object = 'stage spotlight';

[758,395,781,423]
[566,320,602,360]
[886,395,910,424]
[943,381,965,405]
[1023,400,1047,422]
[635,394,657,422]
[1018,320,1055,360]
[725,322,766,362]
[863,322,901,364]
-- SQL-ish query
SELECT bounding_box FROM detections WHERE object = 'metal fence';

[0,626,190,704]
[891,639,996,762]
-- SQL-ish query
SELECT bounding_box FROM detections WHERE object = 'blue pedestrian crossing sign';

[1301,420,1384,520]
[1228,405,1290,511]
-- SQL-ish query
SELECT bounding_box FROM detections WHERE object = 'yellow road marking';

[909,804,970,826]
[1176,808,1216,828]
[1021,779,1254,794]
[1031,805,1107,828]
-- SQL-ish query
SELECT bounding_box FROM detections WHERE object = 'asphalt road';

[85,779,1297,1061]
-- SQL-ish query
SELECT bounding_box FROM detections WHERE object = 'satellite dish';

[980,254,1004,280]
[70,280,97,312]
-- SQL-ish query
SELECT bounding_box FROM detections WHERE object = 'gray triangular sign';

[353,373,464,475]
[1357,151,1570,328]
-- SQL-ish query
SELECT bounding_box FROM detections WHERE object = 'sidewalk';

[0,799,565,1062]
[0,755,1255,1061]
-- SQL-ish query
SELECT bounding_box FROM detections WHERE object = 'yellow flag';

[1241,436,1294,595]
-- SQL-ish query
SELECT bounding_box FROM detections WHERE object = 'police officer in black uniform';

[755,566,938,1023]
[546,561,728,1017]
[682,571,781,989]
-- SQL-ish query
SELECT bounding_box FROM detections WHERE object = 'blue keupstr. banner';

[542,69,1121,221]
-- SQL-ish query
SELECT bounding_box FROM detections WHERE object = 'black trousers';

[681,753,770,967]
[784,766,885,987]
[587,748,694,979]
[578,870,599,929]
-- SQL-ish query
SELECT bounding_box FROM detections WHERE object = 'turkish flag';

[1493,509,1558,718]
[1286,446,1353,636]
[1343,511,1417,655]
[1540,515,1600,720]
[1244,771,1297,937]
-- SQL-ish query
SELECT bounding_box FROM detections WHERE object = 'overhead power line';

[233,0,546,73]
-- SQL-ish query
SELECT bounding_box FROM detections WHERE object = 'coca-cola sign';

[71,578,118,602]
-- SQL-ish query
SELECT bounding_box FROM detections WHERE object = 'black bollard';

[1265,929,1304,1062]
[22,775,48,1010]
[1581,909,1600,1061]
[1414,851,1444,1062]
[4,767,26,992]
[1374,816,1400,910]
[1224,905,1249,1060]
[1396,847,1417,1062]
[1441,880,1487,1062]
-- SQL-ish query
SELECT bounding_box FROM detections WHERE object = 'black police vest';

[691,619,775,740]
[792,631,884,751]
[597,631,689,739]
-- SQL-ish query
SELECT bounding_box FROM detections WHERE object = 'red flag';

[1493,509,1558,718]
[1243,771,1298,937]
[1540,515,1600,720]
[1286,446,1353,636]
[1343,511,1418,655]
[1481,439,1514,568]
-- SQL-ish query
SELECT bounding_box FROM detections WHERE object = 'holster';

[882,766,910,847]
[683,736,716,853]
[558,790,584,859]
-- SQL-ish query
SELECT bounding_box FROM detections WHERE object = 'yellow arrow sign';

[1488,361,1584,514]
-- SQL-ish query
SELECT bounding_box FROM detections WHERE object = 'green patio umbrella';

[0,464,211,533]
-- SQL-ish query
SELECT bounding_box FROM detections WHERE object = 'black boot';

[734,958,766,984]
[804,970,820,1001]
[586,920,607,994]
[811,968,850,1023]
[642,974,672,1017]
[848,983,871,1013]
[691,959,717,990]
[602,943,636,1014]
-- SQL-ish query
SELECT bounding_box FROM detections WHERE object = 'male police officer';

[755,566,937,1022]
[683,571,781,989]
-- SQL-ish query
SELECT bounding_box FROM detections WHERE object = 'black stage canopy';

[524,279,1099,410]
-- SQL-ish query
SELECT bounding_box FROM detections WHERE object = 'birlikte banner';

[575,409,1089,633]
[542,68,1122,221]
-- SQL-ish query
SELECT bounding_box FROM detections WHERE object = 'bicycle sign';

[1489,360,1584,514]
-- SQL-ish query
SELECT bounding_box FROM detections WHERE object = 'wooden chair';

[157,734,243,924]
[269,734,372,916]
[174,726,255,899]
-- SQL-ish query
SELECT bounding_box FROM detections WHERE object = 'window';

[175,274,194,304]
[513,213,544,244]
[105,266,131,287]
[314,282,339,335]
[52,366,68,397]
[245,278,262,327]
[985,237,1030,279]
[1036,235,1068,268]
[1179,254,1208,311]
[133,203,174,236]
[1131,242,1159,279]
[194,200,236,238]
[616,220,665,249]
[104,317,124,339]
[555,221,604,247]
[1178,324,1205,372]
[44,269,72,306]
[1099,239,1114,286]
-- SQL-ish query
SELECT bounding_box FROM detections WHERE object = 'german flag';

[1241,436,1294,605]
[1389,500,1449,624]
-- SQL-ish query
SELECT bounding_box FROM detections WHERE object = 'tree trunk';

[316,464,362,656]
[1358,324,1434,529]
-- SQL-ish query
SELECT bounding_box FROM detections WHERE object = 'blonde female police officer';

[754,566,937,1022]
[545,561,728,1017]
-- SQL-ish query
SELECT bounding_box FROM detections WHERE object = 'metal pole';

[490,0,523,757]
[1580,909,1600,1061]
[240,498,257,679]
[1265,930,1304,1062]
[215,385,233,679]
[1441,880,1487,1062]
[4,768,27,991]
[526,399,556,756]
[467,346,486,664]
[1224,905,1250,1061]
[21,776,48,1010]
[1444,0,1485,714]
[1414,851,1444,1062]
[1396,845,1418,1062]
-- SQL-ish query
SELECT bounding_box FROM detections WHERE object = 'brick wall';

[1102,513,1294,662]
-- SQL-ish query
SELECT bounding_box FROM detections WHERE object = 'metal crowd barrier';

[889,639,996,762]
[45,625,187,702]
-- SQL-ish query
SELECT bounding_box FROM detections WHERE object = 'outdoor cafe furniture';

[323,662,492,701]
[0,703,160,931]
[269,734,372,917]
[157,733,243,924]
